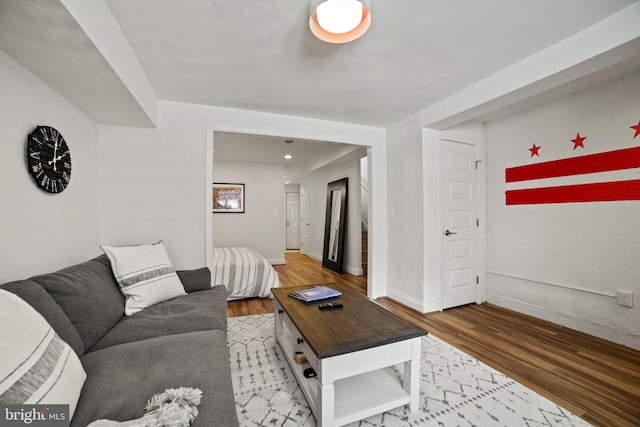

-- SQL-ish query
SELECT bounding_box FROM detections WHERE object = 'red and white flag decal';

[505,120,640,205]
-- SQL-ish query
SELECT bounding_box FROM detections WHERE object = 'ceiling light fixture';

[309,0,371,44]
[284,154,293,159]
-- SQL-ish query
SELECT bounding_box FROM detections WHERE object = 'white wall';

[212,161,285,264]
[485,71,640,350]
[385,115,425,310]
[97,114,206,269]
[301,160,363,275]
[0,51,100,283]
[98,100,387,295]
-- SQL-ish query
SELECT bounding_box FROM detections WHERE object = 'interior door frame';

[300,185,311,256]
[437,125,487,309]
[285,191,301,250]
[440,139,480,309]
[205,123,386,298]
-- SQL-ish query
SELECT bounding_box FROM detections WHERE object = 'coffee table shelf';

[333,367,409,425]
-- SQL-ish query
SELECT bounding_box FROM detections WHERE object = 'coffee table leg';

[318,379,334,426]
[404,338,421,411]
[274,302,283,338]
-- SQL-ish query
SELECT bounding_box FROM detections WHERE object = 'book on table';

[287,286,341,302]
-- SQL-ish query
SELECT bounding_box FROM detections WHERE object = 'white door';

[286,192,300,250]
[300,186,311,255]
[441,140,479,309]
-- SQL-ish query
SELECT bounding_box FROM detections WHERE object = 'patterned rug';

[227,314,591,427]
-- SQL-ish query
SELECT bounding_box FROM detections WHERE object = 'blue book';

[288,286,341,302]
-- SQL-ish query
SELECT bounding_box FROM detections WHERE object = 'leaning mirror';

[322,178,348,273]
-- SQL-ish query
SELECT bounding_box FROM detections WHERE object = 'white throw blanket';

[87,387,202,427]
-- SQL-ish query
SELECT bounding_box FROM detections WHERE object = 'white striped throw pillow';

[0,289,86,418]
[101,241,186,315]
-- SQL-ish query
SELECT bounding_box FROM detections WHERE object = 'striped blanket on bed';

[212,247,280,300]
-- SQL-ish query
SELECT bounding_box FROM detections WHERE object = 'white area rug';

[227,314,591,427]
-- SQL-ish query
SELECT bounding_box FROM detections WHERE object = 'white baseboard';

[344,265,364,276]
[385,289,423,312]
[268,258,286,265]
[307,252,323,262]
[386,288,441,313]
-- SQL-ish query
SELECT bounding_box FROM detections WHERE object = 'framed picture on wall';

[212,183,245,213]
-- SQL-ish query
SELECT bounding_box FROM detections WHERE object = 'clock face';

[27,126,72,193]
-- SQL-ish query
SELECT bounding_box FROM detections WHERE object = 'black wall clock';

[26,126,71,193]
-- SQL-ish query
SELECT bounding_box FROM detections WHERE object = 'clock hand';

[49,151,68,163]
[52,140,59,172]
[47,150,69,168]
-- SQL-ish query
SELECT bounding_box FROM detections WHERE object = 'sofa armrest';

[177,267,212,293]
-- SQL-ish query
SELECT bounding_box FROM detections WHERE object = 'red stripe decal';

[506,146,640,183]
[505,179,640,205]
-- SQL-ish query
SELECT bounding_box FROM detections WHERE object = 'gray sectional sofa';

[0,254,238,426]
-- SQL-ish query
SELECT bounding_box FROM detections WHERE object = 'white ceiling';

[0,0,157,126]
[102,0,637,127]
[1,0,637,128]
[213,132,367,185]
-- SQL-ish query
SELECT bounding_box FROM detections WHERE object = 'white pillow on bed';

[0,289,86,418]
[101,241,186,315]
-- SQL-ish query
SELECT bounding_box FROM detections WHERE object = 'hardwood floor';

[227,252,640,427]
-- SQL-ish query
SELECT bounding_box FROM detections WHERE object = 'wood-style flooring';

[227,252,640,427]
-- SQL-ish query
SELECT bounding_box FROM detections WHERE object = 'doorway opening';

[208,130,373,289]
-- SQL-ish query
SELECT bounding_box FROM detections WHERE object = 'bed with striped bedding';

[212,247,280,300]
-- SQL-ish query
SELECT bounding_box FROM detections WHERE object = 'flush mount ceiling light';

[309,0,371,44]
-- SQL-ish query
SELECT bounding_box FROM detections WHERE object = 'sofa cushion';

[89,285,228,352]
[31,255,125,353]
[101,241,186,315]
[0,289,86,419]
[0,279,84,355]
[73,330,238,427]
[177,267,212,293]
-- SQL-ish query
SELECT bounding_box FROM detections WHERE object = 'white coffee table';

[272,284,427,426]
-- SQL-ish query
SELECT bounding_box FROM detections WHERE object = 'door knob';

[444,230,457,236]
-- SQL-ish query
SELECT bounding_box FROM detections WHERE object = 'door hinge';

[476,276,479,284]
[475,160,483,170]
[476,218,479,227]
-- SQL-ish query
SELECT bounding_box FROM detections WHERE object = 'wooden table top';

[272,283,428,359]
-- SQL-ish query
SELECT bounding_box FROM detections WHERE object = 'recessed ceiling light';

[284,154,293,159]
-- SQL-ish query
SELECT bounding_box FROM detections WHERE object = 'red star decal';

[529,143,541,157]
[571,132,586,150]
[631,120,640,139]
